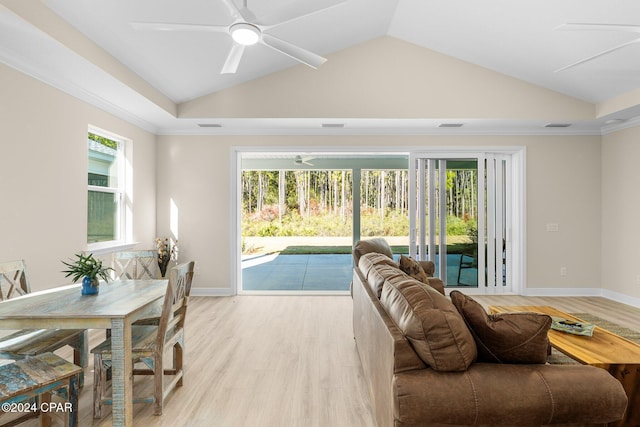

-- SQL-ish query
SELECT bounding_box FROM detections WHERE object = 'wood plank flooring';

[6,294,640,426]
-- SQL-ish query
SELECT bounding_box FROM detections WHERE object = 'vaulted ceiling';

[2,0,640,134]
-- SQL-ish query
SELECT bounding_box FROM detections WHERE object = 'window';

[87,130,126,247]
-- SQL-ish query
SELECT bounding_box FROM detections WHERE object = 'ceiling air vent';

[321,123,345,128]
[544,123,571,128]
[198,123,222,128]
[438,123,464,128]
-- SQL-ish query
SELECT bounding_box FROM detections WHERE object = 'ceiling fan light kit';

[230,23,260,45]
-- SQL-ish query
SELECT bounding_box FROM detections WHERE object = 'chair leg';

[93,354,105,419]
[72,330,88,388]
[153,353,164,416]
[40,391,52,427]
[174,341,184,387]
[72,330,88,368]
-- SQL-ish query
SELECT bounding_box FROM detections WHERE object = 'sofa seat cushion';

[381,278,476,371]
[450,291,551,364]
[393,363,627,426]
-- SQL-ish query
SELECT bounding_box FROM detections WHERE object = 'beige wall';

[179,37,594,121]
[602,126,640,299]
[156,134,603,293]
[2,34,637,301]
[0,63,157,291]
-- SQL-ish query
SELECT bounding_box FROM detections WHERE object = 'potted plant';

[62,253,113,295]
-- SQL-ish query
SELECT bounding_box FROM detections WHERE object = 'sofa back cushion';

[380,278,477,371]
[450,291,551,364]
[359,253,403,298]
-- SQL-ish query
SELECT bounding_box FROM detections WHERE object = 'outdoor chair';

[457,247,477,285]
[457,239,506,286]
[0,260,88,384]
[92,260,195,417]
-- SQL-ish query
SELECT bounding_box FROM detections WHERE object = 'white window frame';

[87,126,133,254]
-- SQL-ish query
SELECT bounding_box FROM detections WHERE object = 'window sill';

[86,241,139,256]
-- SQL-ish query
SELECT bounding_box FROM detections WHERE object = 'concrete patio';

[241,252,479,292]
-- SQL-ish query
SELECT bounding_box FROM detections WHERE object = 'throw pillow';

[450,291,551,364]
[398,255,430,285]
[380,279,477,371]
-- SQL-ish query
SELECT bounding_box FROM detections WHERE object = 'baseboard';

[191,285,640,309]
[525,287,640,310]
[601,289,640,310]
[190,287,235,296]
[524,287,604,297]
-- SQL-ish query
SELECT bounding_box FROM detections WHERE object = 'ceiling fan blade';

[556,23,640,33]
[261,34,326,69]
[256,0,346,27]
[238,7,257,22]
[220,0,242,18]
[221,43,245,74]
[130,22,228,33]
[555,37,640,72]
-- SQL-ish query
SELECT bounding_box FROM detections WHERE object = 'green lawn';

[279,243,471,255]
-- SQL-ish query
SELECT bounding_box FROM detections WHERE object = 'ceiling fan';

[295,155,314,166]
[131,0,345,74]
[555,23,640,72]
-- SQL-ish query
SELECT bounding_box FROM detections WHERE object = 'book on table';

[550,316,595,336]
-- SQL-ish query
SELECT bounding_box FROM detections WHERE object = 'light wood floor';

[9,294,640,426]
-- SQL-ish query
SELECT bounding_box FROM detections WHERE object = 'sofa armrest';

[352,267,425,427]
[353,238,394,265]
[425,277,445,295]
[418,260,435,276]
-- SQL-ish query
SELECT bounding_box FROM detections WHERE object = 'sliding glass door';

[409,151,520,293]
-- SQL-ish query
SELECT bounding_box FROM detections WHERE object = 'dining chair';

[112,250,158,280]
[0,259,30,300]
[111,250,164,333]
[0,260,88,383]
[92,260,195,418]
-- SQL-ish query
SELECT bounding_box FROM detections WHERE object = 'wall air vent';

[198,123,222,128]
[321,123,345,128]
[438,123,464,128]
[544,123,571,128]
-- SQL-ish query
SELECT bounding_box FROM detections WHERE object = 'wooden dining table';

[0,279,167,427]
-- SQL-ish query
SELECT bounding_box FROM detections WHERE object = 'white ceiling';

[44,0,397,103]
[4,0,640,134]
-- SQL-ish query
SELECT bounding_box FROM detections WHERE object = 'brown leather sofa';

[352,238,628,426]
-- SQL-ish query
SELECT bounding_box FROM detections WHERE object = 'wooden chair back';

[156,261,194,351]
[0,259,30,301]
[112,250,157,280]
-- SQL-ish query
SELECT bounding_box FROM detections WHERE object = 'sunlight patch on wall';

[170,198,179,241]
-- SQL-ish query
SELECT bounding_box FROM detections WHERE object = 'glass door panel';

[421,159,479,286]
[410,152,512,292]
[358,169,410,259]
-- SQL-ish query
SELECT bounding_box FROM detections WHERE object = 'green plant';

[61,253,113,284]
